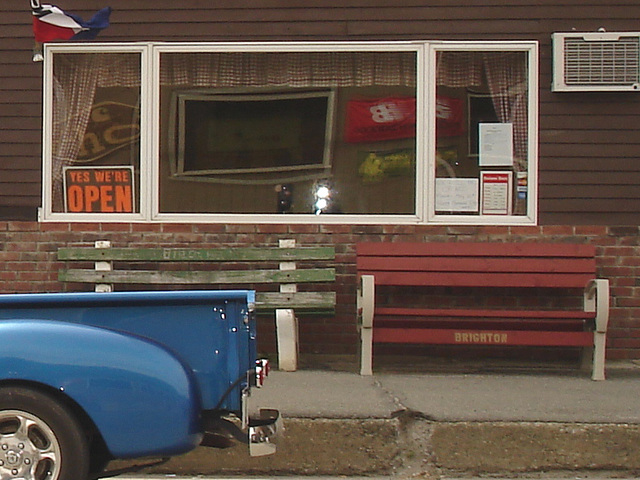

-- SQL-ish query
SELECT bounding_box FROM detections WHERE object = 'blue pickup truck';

[0,289,280,480]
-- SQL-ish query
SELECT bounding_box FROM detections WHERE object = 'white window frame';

[41,43,151,223]
[40,40,538,225]
[426,42,539,225]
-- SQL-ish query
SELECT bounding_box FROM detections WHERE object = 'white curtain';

[437,51,529,170]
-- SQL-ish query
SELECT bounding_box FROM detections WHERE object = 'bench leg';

[360,327,373,376]
[358,275,375,376]
[584,279,610,381]
[276,308,298,372]
[592,331,606,381]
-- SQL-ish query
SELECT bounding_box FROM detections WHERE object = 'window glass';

[434,50,530,217]
[42,43,536,224]
[158,51,418,215]
[50,52,141,214]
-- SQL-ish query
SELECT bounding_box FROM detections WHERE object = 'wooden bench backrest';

[356,242,596,289]
[58,246,336,312]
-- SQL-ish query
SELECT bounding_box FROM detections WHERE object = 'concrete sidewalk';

[109,362,640,478]
[251,365,640,423]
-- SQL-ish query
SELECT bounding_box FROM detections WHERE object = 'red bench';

[356,242,610,380]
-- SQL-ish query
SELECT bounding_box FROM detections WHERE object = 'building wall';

[3,1,640,223]
[1,1,640,361]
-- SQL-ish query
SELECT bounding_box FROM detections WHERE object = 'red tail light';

[255,359,270,387]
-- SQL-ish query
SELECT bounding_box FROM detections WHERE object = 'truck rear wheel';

[0,387,90,480]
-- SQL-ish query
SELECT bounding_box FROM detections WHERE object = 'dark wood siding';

[3,0,640,223]
[0,5,43,219]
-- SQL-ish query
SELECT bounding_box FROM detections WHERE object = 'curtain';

[437,51,529,171]
[483,52,528,170]
[160,51,417,88]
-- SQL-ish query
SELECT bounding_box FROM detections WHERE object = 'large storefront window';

[41,42,537,224]
[159,50,417,215]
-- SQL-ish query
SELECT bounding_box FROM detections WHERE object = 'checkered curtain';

[159,52,417,87]
[437,51,529,170]
[436,52,484,88]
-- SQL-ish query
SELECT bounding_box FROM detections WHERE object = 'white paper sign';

[436,178,479,213]
[479,123,513,167]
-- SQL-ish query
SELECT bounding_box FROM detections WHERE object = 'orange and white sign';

[64,166,134,213]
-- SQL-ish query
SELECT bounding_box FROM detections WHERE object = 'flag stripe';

[33,17,76,42]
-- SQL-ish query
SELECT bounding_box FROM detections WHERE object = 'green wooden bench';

[57,240,336,371]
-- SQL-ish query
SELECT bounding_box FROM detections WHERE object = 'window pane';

[51,53,141,213]
[435,50,529,216]
[159,51,417,215]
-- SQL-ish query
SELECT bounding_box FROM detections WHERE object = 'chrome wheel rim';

[0,410,61,480]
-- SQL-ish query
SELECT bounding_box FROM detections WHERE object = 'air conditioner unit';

[552,32,640,92]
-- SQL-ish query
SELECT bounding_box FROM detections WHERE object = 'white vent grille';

[553,32,640,92]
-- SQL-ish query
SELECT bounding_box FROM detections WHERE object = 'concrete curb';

[109,417,640,477]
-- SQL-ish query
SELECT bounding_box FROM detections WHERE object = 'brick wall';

[0,221,639,361]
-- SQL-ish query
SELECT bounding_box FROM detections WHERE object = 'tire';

[0,386,90,480]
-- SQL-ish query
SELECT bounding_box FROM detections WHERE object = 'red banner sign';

[345,95,465,143]
[64,166,134,213]
[345,97,416,143]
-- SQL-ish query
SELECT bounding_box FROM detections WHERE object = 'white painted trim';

[427,41,539,225]
[41,43,150,222]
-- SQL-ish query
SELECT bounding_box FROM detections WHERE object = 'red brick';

[193,224,227,234]
[161,223,194,233]
[541,225,574,235]
[41,223,70,232]
[575,226,607,236]
[70,223,101,232]
[8,222,38,232]
[478,226,510,235]
[320,224,351,234]
[225,224,258,234]
[256,224,289,234]
[510,226,542,235]
[287,224,320,234]
[132,224,163,233]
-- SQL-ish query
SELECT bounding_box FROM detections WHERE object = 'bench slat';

[374,328,594,347]
[59,268,335,285]
[256,292,336,312]
[357,242,596,258]
[375,307,596,319]
[58,247,336,262]
[357,256,595,274]
[376,319,588,331]
[364,271,594,288]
